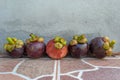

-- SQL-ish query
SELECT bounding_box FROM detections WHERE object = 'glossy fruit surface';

[69,34,89,58]
[26,42,45,58]
[68,43,88,58]
[89,37,107,58]
[25,33,46,58]
[8,47,24,58]
[4,37,24,58]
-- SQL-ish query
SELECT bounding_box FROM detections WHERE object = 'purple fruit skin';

[89,37,106,58]
[8,47,24,58]
[23,45,27,56]
[69,43,89,58]
[26,42,46,58]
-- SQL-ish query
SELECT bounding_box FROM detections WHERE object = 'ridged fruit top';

[102,36,116,56]
[54,36,67,49]
[26,33,44,44]
[4,37,24,52]
[70,34,88,46]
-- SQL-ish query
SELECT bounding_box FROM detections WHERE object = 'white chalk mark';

[81,59,97,68]
[32,74,53,80]
[12,59,25,73]
[60,71,79,75]
[68,75,79,79]
[98,66,120,69]
[0,72,12,74]
[1,57,120,80]
[12,73,32,80]
[78,71,83,80]
[0,59,31,80]
[57,60,60,80]
[52,60,57,80]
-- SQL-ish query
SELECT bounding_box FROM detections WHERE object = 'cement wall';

[0,0,120,52]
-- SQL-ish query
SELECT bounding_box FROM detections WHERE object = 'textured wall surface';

[0,0,120,52]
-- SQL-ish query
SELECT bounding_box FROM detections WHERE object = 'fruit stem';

[30,33,36,39]
[7,37,15,44]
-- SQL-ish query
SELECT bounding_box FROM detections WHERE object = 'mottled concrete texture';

[0,0,120,52]
[84,58,120,67]
[82,68,120,80]
[0,58,22,72]
[17,59,54,78]
[0,58,120,80]
[60,58,93,73]
[0,74,25,80]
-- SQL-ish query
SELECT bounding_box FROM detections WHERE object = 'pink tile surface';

[0,55,120,80]
[60,58,94,73]
[60,75,78,80]
[82,68,120,80]
[0,74,25,80]
[84,58,120,67]
[17,58,54,78]
[0,58,22,72]
[70,72,79,77]
[37,76,53,80]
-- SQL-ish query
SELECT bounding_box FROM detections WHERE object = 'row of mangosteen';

[4,33,116,59]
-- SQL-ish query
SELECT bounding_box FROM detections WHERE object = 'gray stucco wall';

[0,0,120,52]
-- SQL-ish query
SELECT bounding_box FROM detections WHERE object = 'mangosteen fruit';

[25,33,46,58]
[4,37,24,58]
[68,34,89,58]
[89,36,116,59]
[46,36,68,59]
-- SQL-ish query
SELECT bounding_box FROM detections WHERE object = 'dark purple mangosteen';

[8,47,24,58]
[69,34,89,58]
[89,37,116,59]
[4,37,24,58]
[25,33,46,58]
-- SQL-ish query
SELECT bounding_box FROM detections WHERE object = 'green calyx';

[54,36,61,42]
[16,40,24,48]
[103,37,116,50]
[73,35,79,40]
[4,37,24,52]
[109,40,116,48]
[77,34,88,43]
[70,40,78,46]
[54,36,67,49]
[106,48,112,56]
[6,37,15,45]
[102,37,116,56]
[26,33,44,43]
[4,44,15,52]
[30,33,36,39]
[29,33,38,41]
[103,36,110,42]
[70,34,88,45]
[38,37,44,43]
[54,42,63,49]
[103,42,110,50]
[59,38,67,46]
[78,38,88,44]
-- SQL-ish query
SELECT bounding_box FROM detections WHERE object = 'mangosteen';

[46,36,68,59]
[25,33,46,58]
[4,37,24,58]
[89,37,116,59]
[68,34,89,58]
